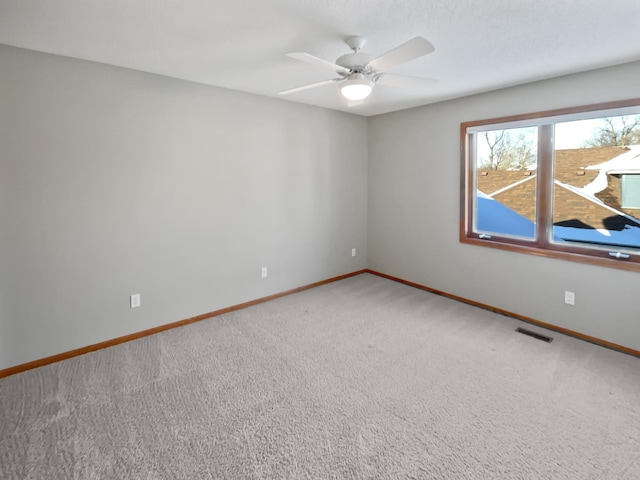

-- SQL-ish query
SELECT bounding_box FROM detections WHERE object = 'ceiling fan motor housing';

[336,52,375,73]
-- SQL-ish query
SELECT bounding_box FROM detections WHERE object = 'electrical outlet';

[261,267,268,278]
[352,248,356,257]
[130,293,141,309]
[564,291,575,306]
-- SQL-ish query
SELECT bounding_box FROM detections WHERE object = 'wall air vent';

[516,327,553,343]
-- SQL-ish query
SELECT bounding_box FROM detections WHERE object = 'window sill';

[460,235,640,272]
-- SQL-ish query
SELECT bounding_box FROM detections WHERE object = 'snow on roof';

[563,145,640,227]
[584,145,640,174]
[556,180,640,227]
[488,174,536,197]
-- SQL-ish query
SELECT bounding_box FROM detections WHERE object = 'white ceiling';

[1,0,639,117]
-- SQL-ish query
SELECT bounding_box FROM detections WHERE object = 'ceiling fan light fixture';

[340,73,373,101]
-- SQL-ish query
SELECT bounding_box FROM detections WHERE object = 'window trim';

[460,98,640,272]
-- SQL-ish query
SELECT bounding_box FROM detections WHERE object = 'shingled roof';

[477,146,640,231]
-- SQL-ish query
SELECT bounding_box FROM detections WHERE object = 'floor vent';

[516,327,553,343]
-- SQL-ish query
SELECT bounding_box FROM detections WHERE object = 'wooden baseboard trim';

[4,267,635,379]
[0,269,367,379]
[365,269,640,358]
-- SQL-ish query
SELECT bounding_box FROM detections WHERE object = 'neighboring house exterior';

[477,146,640,233]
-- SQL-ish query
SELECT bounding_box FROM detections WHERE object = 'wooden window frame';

[460,98,640,272]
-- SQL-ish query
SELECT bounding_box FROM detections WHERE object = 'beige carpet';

[1,273,639,479]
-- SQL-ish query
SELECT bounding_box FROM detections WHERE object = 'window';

[620,174,640,209]
[461,99,640,271]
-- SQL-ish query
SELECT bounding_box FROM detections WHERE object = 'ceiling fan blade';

[278,78,339,95]
[376,73,437,89]
[286,52,350,74]
[368,37,435,72]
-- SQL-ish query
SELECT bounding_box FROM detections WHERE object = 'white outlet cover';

[564,291,575,306]
[130,293,141,308]
[261,267,268,278]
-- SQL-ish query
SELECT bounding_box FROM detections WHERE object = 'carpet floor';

[1,272,639,479]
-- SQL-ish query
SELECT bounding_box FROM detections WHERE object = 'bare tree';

[479,130,536,170]
[583,115,640,147]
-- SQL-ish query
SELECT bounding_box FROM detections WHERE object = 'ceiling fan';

[279,36,436,104]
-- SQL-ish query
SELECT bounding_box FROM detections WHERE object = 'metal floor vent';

[516,327,553,343]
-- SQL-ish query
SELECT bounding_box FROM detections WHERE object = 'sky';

[554,118,604,149]
[476,115,639,165]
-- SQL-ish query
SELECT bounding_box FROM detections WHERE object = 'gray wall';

[368,61,640,351]
[0,45,368,370]
[2,43,638,371]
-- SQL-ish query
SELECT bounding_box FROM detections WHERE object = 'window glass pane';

[552,115,640,251]
[621,175,640,208]
[473,126,538,239]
